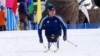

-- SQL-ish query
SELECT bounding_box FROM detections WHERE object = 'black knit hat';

[48,3,55,11]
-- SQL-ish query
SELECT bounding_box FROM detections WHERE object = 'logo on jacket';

[55,20,57,22]
[47,21,50,23]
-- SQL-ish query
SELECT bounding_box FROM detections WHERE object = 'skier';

[38,4,67,50]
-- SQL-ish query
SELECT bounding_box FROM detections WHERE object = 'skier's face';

[48,9,56,17]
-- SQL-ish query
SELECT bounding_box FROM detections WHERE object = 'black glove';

[63,35,67,41]
[39,39,43,43]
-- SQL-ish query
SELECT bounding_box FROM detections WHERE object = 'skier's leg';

[46,36,51,50]
[48,42,50,50]
[56,36,59,49]
[57,40,59,49]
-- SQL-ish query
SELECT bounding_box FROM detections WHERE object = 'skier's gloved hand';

[39,39,43,43]
[63,35,67,41]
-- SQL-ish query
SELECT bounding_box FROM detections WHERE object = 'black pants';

[46,34,59,49]
[46,34,59,42]
[19,13,28,30]
[0,25,6,31]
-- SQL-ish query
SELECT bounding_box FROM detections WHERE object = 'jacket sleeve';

[56,15,67,36]
[38,21,43,42]
[60,21,67,37]
[23,2,28,15]
[38,29,43,41]
[38,15,48,42]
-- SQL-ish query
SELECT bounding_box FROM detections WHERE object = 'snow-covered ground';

[0,29,100,56]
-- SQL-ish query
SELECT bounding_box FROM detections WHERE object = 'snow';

[0,29,100,56]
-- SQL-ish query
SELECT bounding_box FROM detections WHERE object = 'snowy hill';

[0,29,100,56]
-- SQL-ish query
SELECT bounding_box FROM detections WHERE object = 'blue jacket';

[38,15,66,41]
[18,1,28,15]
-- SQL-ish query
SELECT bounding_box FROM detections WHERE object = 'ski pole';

[67,40,77,47]
[42,43,46,48]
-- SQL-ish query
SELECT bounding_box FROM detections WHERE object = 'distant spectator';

[0,5,6,31]
[18,0,28,30]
